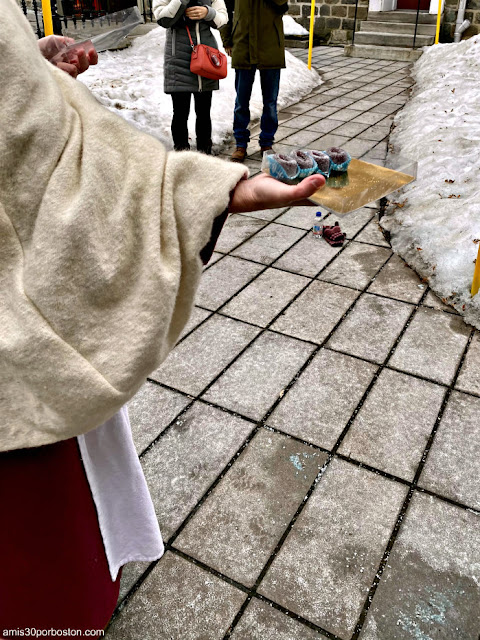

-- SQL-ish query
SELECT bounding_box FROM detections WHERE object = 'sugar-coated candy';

[290,150,317,178]
[305,150,331,177]
[264,153,299,182]
[325,147,351,173]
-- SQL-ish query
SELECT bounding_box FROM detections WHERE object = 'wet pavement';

[105,46,480,640]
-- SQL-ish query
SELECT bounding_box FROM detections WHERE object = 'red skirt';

[0,437,121,637]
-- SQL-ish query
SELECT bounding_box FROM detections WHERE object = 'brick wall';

[288,0,479,44]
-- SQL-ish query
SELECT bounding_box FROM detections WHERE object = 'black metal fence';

[19,0,153,38]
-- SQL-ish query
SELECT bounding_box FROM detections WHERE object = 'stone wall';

[442,0,480,40]
[288,0,479,44]
[288,0,367,45]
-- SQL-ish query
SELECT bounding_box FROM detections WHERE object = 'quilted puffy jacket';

[153,0,228,93]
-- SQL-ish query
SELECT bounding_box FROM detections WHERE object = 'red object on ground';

[322,221,346,247]
[0,438,120,637]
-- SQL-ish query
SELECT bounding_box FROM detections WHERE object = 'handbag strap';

[185,25,195,50]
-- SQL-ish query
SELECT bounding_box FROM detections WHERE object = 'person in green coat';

[221,0,288,162]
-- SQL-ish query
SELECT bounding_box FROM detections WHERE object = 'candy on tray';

[305,150,331,177]
[262,153,299,183]
[290,150,317,179]
[325,147,351,173]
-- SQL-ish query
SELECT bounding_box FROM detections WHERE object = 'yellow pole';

[308,0,315,70]
[472,244,480,297]
[41,0,54,36]
[434,0,442,44]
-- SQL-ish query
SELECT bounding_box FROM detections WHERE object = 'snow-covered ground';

[382,36,480,328]
[80,25,320,150]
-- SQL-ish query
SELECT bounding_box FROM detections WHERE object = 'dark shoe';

[260,145,273,153]
[231,146,247,163]
[174,145,190,152]
[322,222,346,247]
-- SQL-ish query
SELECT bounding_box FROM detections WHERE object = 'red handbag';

[185,25,227,81]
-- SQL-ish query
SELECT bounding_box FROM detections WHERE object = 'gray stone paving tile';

[324,96,357,108]
[305,105,342,119]
[205,251,224,267]
[282,113,321,128]
[270,125,298,142]
[268,349,377,449]
[240,207,288,222]
[337,207,375,239]
[339,369,445,481]
[355,218,389,247]
[232,223,305,265]
[327,107,364,122]
[179,305,211,338]
[271,280,360,345]
[231,600,329,639]
[358,124,391,142]
[276,205,332,230]
[322,87,351,97]
[128,383,190,454]
[151,315,260,395]
[456,331,480,395]
[309,133,351,150]
[327,294,413,364]
[281,102,317,115]
[419,391,480,509]
[352,111,388,125]
[195,256,265,311]
[304,118,345,134]
[351,99,383,112]
[107,552,246,639]
[389,307,471,385]
[259,459,407,638]
[175,429,327,586]
[243,158,262,175]
[203,331,315,420]
[332,121,370,137]
[345,138,378,157]
[422,290,458,314]
[118,561,151,604]
[221,267,309,327]
[367,254,425,304]
[370,102,401,115]
[301,93,336,106]
[281,129,325,147]
[141,402,254,539]
[273,234,342,277]
[215,214,268,253]
[362,155,386,167]
[359,493,480,640]
[319,242,391,290]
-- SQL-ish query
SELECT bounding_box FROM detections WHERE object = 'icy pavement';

[105,47,480,640]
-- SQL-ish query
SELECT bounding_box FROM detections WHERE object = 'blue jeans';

[233,67,281,149]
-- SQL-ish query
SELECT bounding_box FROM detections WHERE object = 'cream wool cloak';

[0,0,247,452]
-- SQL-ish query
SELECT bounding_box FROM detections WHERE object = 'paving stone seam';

[350,324,476,639]
[120,237,397,627]
[171,207,375,350]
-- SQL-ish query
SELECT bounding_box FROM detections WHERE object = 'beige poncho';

[0,0,247,452]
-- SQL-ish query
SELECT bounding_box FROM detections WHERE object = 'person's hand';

[225,46,232,56]
[185,5,209,19]
[38,35,98,78]
[229,173,325,213]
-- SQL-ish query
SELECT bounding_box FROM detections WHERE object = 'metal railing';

[19,0,153,38]
[351,0,427,50]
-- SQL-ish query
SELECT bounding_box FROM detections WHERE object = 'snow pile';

[283,15,309,36]
[81,26,320,149]
[382,36,480,327]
